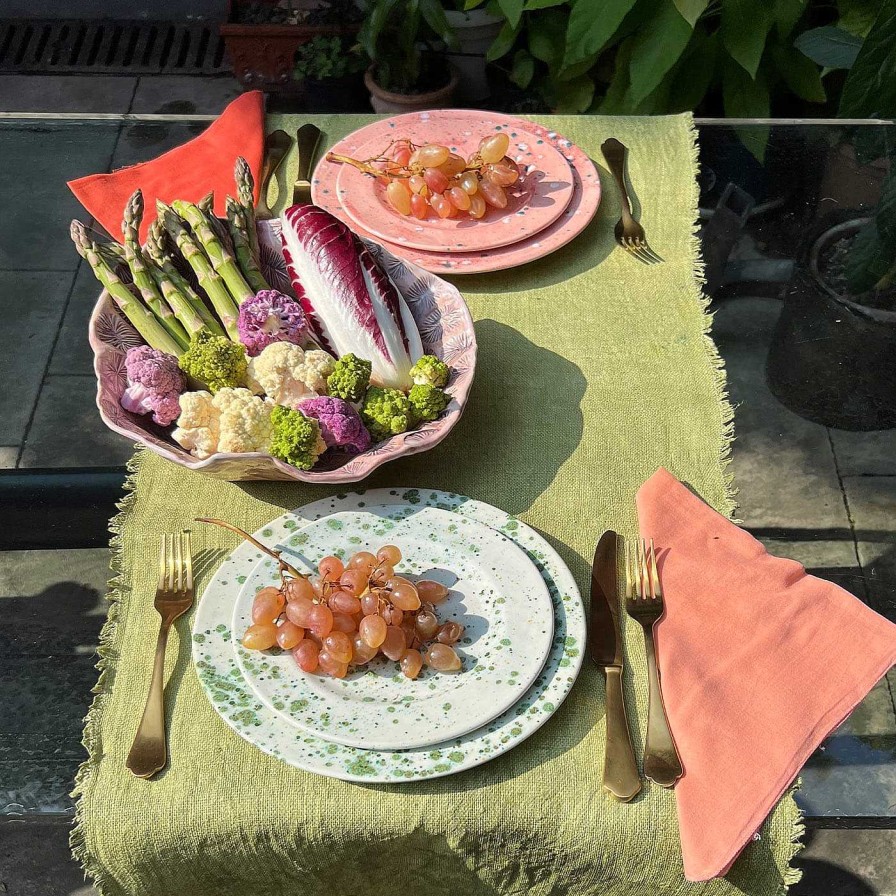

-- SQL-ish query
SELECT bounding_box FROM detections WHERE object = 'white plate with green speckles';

[192,488,586,783]
[230,506,554,750]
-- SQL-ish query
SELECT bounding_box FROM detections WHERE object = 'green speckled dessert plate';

[192,489,586,782]
[231,507,553,750]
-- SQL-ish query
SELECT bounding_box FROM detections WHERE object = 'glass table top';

[0,115,893,824]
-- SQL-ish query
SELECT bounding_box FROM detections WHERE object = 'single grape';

[418,143,450,167]
[323,631,353,664]
[437,621,465,644]
[282,576,315,603]
[318,649,348,678]
[408,174,427,194]
[292,639,319,672]
[387,576,421,611]
[351,635,378,665]
[276,620,304,649]
[369,562,394,587]
[459,171,479,195]
[359,613,388,648]
[252,586,285,624]
[401,616,419,647]
[479,179,507,209]
[438,153,466,177]
[349,551,377,574]
[377,545,402,565]
[308,575,325,598]
[330,612,357,634]
[468,193,487,219]
[400,649,424,679]
[425,642,462,672]
[416,580,449,603]
[381,625,407,661]
[338,567,368,596]
[447,186,471,211]
[431,194,455,219]
[386,180,412,216]
[392,144,412,167]
[380,603,403,626]
[409,194,428,219]
[242,622,278,651]
[318,555,344,581]
[423,167,450,194]
[329,590,362,615]
[360,592,380,616]
[483,161,519,187]
[285,595,315,628]
[415,608,440,640]
[408,148,421,167]
[479,132,510,164]
[308,603,334,638]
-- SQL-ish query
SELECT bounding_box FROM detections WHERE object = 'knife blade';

[591,530,641,801]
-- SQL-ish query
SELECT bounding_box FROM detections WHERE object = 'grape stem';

[195,518,305,582]
[325,150,484,180]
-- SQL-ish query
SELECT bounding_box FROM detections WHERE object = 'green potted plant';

[294,35,368,111]
[359,0,459,113]
[766,4,896,430]
[442,0,502,103]
[221,0,362,91]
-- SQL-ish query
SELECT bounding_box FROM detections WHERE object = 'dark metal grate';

[0,20,229,74]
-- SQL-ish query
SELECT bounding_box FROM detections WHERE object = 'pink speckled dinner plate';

[330,114,575,253]
[312,112,600,274]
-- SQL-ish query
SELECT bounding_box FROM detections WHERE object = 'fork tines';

[158,532,193,595]
[625,538,661,601]
[623,239,663,266]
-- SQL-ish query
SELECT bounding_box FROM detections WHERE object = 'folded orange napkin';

[68,91,265,243]
[636,468,896,881]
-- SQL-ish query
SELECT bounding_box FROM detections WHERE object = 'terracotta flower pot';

[364,65,459,114]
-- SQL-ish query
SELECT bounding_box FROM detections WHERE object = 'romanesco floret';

[408,383,449,423]
[172,388,273,458]
[360,386,418,442]
[409,355,449,388]
[326,353,372,402]
[247,341,335,408]
[179,330,247,392]
[269,406,327,470]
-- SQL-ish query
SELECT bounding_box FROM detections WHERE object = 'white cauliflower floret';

[172,388,273,458]
[213,388,273,454]
[246,342,336,408]
[172,391,219,459]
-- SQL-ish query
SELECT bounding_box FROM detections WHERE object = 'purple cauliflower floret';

[237,290,308,357]
[120,345,186,426]
[298,396,372,456]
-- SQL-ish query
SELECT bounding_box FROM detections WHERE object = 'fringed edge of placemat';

[70,445,146,896]
[685,114,806,890]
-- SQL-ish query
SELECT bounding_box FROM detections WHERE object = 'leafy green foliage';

[293,36,366,80]
[721,0,773,78]
[839,0,896,118]
[794,26,863,69]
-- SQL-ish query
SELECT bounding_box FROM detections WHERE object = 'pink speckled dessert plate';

[331,114,575,253]
[312,111,600,275]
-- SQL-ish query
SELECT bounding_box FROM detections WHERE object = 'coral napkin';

[68,91,265,243]
[637,468,896,881]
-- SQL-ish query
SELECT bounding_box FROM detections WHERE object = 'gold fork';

[601,138,663,265]
[126,532,194,779]
[625,538,682,787]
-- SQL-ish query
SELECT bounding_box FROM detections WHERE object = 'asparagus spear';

[145,221,225,338]
[226,196,269,293]
[171,198,254,305]
[122,191,190,351]
[70,220,184,357]
[235,156,260,264]
[159,202,240,341]
[198,191,237,260]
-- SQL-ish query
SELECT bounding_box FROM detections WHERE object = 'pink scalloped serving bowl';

[88,232,477,482]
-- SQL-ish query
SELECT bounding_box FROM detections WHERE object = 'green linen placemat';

[73,113,802,895]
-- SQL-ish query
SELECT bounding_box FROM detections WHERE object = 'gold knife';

[293,123,324,205]
[590,530,641,801]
